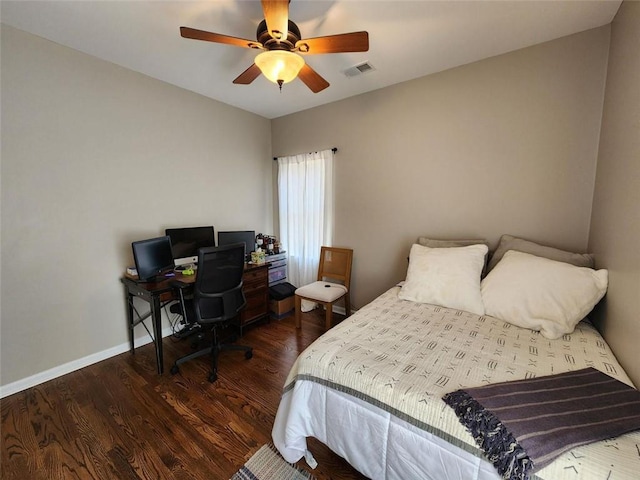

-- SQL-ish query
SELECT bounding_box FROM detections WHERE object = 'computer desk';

[121,262,269,374]
[121,272,194,374]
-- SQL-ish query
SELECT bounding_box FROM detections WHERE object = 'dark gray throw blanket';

[442,367,640,480]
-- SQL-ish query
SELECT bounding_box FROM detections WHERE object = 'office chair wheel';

[208,372,218,383]
[170,365,179,375]
[245,350,253,360]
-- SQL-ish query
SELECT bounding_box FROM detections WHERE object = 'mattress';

[272,286,640,479]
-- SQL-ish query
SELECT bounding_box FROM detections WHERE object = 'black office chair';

[169,243,253,383]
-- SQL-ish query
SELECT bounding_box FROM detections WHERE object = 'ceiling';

[1,1,622,119]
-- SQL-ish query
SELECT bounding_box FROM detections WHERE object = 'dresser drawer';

[268,259,287,269]
[268,265,287,284]
[243,267,268,295]
[243,267,268,285]
[240,264,269,328]
[242,281,269,297]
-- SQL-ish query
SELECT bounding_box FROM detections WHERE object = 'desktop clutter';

[126,229,284,280]
[250,233,281,264]
[174,264,195,275]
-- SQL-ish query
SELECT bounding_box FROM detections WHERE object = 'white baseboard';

[322,305,357,316]
[0,327,174,399]
[333,305,347,315]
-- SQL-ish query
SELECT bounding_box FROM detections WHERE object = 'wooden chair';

[295,246,353,330]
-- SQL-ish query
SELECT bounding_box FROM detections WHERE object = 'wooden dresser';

[240,263,269,331]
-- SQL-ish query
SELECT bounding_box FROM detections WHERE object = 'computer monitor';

[132,236,175,282]
[218,230,255,260]
[165,226,215,266]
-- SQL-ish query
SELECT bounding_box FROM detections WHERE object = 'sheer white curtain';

[277,149,335,290]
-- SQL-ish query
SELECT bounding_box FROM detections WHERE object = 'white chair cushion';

[296,281,348,303]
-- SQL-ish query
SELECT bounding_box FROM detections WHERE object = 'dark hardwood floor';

[1,310,368,480]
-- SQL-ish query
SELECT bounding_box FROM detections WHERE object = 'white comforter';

[272,286,640,480]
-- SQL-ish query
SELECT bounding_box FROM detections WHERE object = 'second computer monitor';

[165,226,215,265]
[218,230,255,260]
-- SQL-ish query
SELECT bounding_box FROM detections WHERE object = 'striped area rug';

[231,443,316,480]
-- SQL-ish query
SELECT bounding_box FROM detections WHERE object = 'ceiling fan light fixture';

[255,50,305,87]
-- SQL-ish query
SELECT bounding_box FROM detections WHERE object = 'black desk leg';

[150,295,164,374]
[125,290,135,355]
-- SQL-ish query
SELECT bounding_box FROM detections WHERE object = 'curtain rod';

[273,147,337,161]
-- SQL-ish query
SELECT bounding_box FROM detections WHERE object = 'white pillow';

[399,243,487,315]
[481,250,608,339]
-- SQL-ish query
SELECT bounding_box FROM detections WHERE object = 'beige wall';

[588,2,640,386]
[272,27,610,311]
[0,25,272,388]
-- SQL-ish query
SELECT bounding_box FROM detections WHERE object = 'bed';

[272,236,640,480]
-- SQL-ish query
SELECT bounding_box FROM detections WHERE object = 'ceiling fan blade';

[233,64,262,85]
[296,31,369,54]
[180,27,262,49]
[261,0,289,40]
[298,64,330,93]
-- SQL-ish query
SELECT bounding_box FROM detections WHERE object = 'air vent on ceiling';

[343,61,376,78]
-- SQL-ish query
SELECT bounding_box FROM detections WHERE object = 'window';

[277,149,335,288]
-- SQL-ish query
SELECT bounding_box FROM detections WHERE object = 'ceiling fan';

[180,0,369,93]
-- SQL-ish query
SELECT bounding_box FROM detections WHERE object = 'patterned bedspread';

[283,286,640,479]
